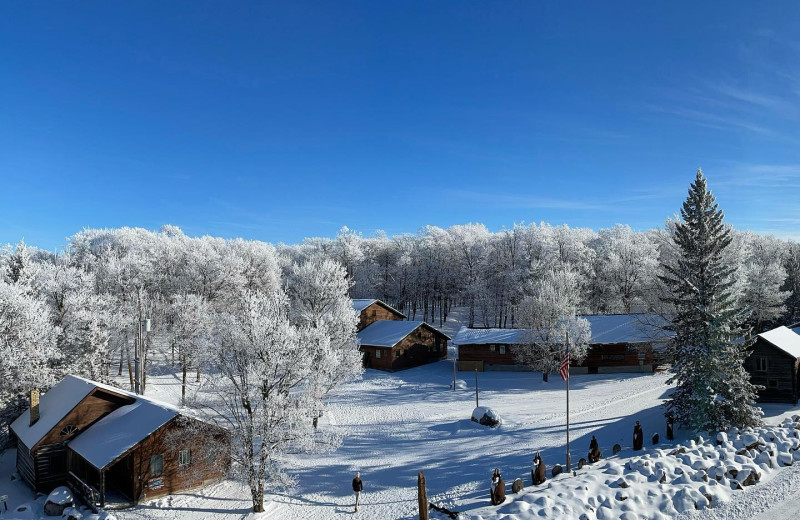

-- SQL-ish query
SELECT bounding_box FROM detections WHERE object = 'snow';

[352,298,377,312]
[46,486,73,506]
[10,375,96,448]
[758,326,800,359]
[352,298,406,317]
[68,398,178,470]
[5,362,800,520]
[453,327,526,345]
[582,313,670,345]
[357,320,430,347]
[451,314,670,348]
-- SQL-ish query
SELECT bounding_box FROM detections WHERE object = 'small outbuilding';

[352,299,405,331]
[746,326,800,404]
[10,375,230,508]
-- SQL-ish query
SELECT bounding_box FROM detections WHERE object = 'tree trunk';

[196,366,201,383]
[543,371,549,382]
[182,362,187,404]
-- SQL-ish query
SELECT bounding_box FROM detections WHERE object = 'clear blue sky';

[2,2,800,250]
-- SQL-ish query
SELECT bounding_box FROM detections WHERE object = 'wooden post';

[418,471,429,520]
[475,369,479,408]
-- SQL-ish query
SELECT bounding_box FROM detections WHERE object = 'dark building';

[10,375,229,509]
[746,326,800,404]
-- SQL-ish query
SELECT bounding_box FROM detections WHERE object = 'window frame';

[375,349,381,359]
[756,357,768,372]
[150,454,164,477]
[179,449,191,467]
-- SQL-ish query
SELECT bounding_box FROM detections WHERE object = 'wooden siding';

[746,338,799,403]
[458,342,654,372]
[361,324,448,371]
[358,302,404,331]
[37,388,133,449]
[131,416,231,502]
[15,440,36,490]
[581,344,654,370]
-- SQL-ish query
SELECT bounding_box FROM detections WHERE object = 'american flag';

[559,345,570,381]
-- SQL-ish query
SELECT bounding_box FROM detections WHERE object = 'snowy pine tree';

[659,169,762,432]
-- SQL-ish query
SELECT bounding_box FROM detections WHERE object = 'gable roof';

[452,314,670,346]
[68,396,179,470]
[352,298,407,319]
[758,326,800,359]
[357,320,448,348]
[10,375,99,449]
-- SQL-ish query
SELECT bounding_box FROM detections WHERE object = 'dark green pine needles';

[659,168,762,432]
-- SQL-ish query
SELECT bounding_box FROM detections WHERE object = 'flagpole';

[566,330,571,471]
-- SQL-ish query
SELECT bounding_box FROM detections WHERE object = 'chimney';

[30,389,40,426]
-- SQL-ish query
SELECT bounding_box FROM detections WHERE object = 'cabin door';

[363,351,371,368]
[105,453,135,504]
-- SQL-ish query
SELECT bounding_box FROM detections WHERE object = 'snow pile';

[472,406,501,428]
[470,417,800,520]
[451,379,468,390]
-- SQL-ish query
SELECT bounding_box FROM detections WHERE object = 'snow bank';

[473,417,800,519]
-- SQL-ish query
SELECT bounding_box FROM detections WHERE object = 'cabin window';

[60,425,80,437]
[179,449,191,467]
[768,379,779,389]
[490,345,495,351]
[375,350,381,359]
[396,350,401,358]
[500,346,506,355]
[206,445,218,464]
[756,357,768,372]
[150,454,164,477]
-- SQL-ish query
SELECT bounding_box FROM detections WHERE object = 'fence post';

[418,471,429,520]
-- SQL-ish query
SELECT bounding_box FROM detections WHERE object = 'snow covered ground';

[3,362,799,519]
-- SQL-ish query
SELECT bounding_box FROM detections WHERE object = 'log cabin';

[454,313,669,373]
[352,298,405,331]
[358,320,450,370]
[10,375,230,509]
[745,326,800,404]
[353,298,450,370]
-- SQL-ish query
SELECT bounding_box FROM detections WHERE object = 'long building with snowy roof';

[453,313,670,374]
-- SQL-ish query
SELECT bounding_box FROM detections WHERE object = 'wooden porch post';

[100,470,106,509]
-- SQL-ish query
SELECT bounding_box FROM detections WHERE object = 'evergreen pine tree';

[659,168,762,432]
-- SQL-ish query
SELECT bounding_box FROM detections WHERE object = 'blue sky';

[2,2,800,250]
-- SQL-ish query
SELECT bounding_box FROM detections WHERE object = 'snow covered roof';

[352,299,376,312]
[452,326,526,345]
[758,326,800,359]
[68,395,179,470]
[582,314,670,345]
[358,320,436,348]
[452,314,669,346]
[352,298,406,318]
[10,375,98,449]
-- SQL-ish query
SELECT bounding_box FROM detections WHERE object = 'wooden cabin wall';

[580,344,654,368]
[15,440,36,490]
[746,340,798,403]
[358,303,404,331]
[457,344,518,367]
[132,418,231,502]
[389,326,447,370]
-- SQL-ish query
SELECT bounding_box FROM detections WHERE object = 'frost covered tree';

[659,169,761,431]
[594,225,658,313]
[167,294,213,403]
[0,279,59,446]
[515,267,591,381]
[286,256,362,406]
[781,242,800,325]
[208,286,361,512]
[741,233,790,332]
